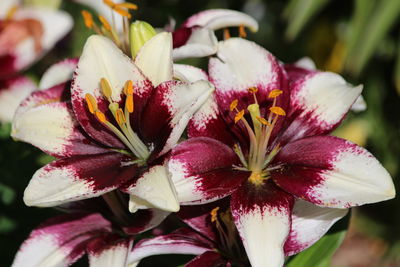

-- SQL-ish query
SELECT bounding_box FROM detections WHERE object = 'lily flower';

[167,38,395,266]
[171,9,259,60]
[12,31,214,213]
[12,197,169,267]
[0,0,73,77]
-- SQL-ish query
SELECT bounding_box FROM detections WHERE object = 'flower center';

[230,88,285,185]
[85,78,150,164]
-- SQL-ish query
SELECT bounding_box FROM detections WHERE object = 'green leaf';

[284,0,330,41]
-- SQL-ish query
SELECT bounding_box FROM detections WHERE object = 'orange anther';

[95,111,107,123]
[210,207,220,223]
[256,116,270,126]
[103,0,116,8]
[115,108,126,124]
[113,6,131,18]
[81,10,94,29]
[98,15,111,31]
[268,89,283,98]
[6,5,18,20]
[239,25,247,38]
[248,87,258,94]
[126,95,134,113]
[234,109,245,123]
[269,106,286,116]
[223,28,231,40]
[124,80,134,95]
[116,2,138,10]
[85,93,97,114]
[230,99,238,111]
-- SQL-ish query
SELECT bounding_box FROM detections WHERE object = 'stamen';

[6,5,18,20]
[256,116,270,126]
[85,93,98,114]
[99,15,112,31]
[239,25,247,38]
[100,78,113,99]
[248,172,265,186]
[113,7,131,18]
[268,89,283,98]
[210,207,220,223]
[95,110,107,123]
[234,109,245,123]
[103,0,116,8]
[223,28,231,40]
[230,99,238,111]
[82,10,94,29]
[248,87,258,94]
[124,80,134,95]
[116,108,126,124]
[124,80,134,113]
[269,106,286,116]
[116,2,138,10]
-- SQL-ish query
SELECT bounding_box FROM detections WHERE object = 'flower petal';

[280,72,363,143]
[0,76,36,123]
[123,209,170,235]
[284,200,348,256]
[140,80,214,156]
[12,213,111,267]
[231,180,294,267]
[12,85,107,158]
[127,228,211,266]
[272,135,395,208]
[173,64,208,83]
[169,137,248,204]
[186,251,226,267]
[135,32,173,87]
[71,35,152,148]
[24,152,137,207]
[173,27,218,60]
[39,58,78,90]
[87,234,132,267]
[125,165,179,213]
[182,9,258,32]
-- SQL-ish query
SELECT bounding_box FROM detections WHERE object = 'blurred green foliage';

[1,0,399,266]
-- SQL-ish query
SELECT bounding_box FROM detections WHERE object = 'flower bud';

[130,20,157,58]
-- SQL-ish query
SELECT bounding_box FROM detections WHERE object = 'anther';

[81,10,94,29]
[6,5,18,20]
[234,109,245,123]
[239,25,247,38]
[116,108,126,124]
[256,116,270,126]
[95,111,107,123]
[223,28,231,40]
[99,15,111,31]
[100,78,113,99]
[124,80,134,95]
[85,93,98,114]
[248,87,258,94]
[116,3,138,10]
[269,106,286,116]
[230,99,238,111]
[113,7,131,18]
[210,207,220,223]
[268,89,283,98]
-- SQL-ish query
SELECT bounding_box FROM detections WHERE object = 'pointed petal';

[280,72,363,143]
[125,165,179,212]
[12,213,111,267]
[169,137,248,204]
[173,64,208,83]
[23,152,137,207]
[231,181,294,267]
[0,76,36,123]
[272,136,395,208]
[87,235,132,267]
[183,9,258,32]
[127,229,211,265]
[141,80,214,156]
[12,85,107,157]
[173,27,218,60]
[284,200,348,256]
[39,58,78,90]
[123,209,170,235]
[135,32,173,87]
[71,35,152,147]
[186,251,226,267]
[209,38,288,116]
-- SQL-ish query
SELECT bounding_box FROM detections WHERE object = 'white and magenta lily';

[167,38,395,266]
[12,32,214,213]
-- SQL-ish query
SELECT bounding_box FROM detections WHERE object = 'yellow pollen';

[234,109,245,123]
[124,80,134,95]
[116,108,126,124]
[98,15,111,31]
[210,207,220,222]
[95,111,107,123]
[223,28,231,40]
[256,116,270,126]
[268,89,283,98]
[100,78,113,99]
[248,87,258,94]
[230,99,238,111]
[248,172,264,186]
[116,2,138,10]
[269,106,286,116]
[85,93,98,114]
[126,95,134,113]
[81,10,94,29]
[6,5,18,20]
[239,25,247,38]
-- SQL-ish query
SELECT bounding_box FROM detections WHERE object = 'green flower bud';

[130,20,157,58]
